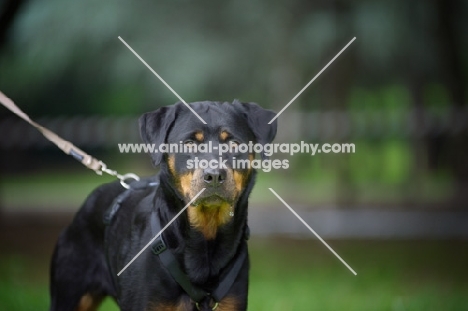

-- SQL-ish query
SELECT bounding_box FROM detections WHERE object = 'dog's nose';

[203,168,226,186]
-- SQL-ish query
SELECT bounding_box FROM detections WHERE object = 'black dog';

[50,100,277,311]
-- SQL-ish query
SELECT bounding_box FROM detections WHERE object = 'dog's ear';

[233,100,278,159]
[139,105,177,166]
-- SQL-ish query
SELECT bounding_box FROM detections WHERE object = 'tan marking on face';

[169,154,195,198]
[217,296,240,311]
[220,130,229,141]
[194,131,204,142]
[168,155,176,175]
[233,170,245,193]
[178,172,194,198]
[188,201,232,240]
[75,293,102,311]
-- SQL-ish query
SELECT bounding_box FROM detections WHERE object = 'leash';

[0,91,139,189]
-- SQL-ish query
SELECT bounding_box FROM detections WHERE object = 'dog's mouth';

[193,193,231,208]
[187,193,234,240]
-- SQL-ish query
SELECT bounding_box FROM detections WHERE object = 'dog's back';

[50,180,123,311]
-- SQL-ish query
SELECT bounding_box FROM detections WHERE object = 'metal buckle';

[98,161,140,189]
[119,173,140,189]
[195,301,218,310]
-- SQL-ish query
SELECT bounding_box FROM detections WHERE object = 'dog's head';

[139,100,277,239]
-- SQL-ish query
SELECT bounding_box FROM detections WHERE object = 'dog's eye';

[184,140,195,145]
[229,140,239,147]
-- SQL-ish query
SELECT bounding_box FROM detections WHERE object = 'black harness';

[104,178,248,310]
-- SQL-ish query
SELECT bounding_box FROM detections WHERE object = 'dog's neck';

[155,173,251,285]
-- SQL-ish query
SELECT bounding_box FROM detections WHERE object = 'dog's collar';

[150,210,248,307]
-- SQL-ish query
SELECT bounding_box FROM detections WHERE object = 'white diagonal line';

[118,36,207,124]
[268,37,356,124]
[117,188,206,276]
[268,188,357,276]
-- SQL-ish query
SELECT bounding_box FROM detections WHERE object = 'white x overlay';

[117,188,206,276]
[116,35,357,277]
[118,36,207,124]
[268,37,356,124]
[269,188,357,275]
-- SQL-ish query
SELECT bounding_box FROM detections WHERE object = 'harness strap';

[101,178,247,306]
[211,248,247,302]
[103,189,133,226]
[150,211,248,304]
[102,178,159,304]
[103,178,159,225]
[150,212,209,302]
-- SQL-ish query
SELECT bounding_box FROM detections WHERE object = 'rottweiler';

[49,100,277,311]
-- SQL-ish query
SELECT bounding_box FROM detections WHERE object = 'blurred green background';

[0,0,467,310]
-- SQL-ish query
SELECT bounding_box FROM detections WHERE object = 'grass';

[0,239,467,310]
[249,239,468,311]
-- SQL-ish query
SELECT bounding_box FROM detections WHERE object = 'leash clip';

[98,161,140,189]
[119,173,140,189]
